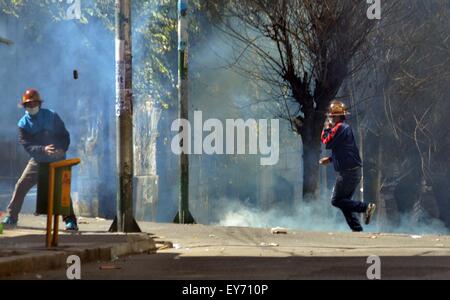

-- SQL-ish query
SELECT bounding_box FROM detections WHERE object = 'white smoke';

[214,198,450,235]
[214,198,350,232]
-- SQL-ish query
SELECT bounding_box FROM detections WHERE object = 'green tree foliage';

[0,0,204,108]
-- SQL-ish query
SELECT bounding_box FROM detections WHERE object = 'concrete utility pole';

[110,0,141,232]
[174,0,195,224]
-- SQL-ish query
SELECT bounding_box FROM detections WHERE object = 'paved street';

[3,215,450,279]
[9,251,450,280]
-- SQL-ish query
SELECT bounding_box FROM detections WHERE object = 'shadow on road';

[6,252,450,280]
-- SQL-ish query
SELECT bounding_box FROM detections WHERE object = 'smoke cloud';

[1,3,448,236]
[213,197,449,235]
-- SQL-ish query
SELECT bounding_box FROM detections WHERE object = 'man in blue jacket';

[2,89,78,230]
[319,100,376,232]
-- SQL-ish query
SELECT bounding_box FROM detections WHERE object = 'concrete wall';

[0,13,35,214]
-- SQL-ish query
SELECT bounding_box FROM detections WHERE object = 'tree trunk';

[432,171,450,227]
[302,122,323,201]
[363,130,381,210]
[296,102,328,202]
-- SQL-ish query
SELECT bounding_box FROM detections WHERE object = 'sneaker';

[364,203,376,225]
[1,216,18,227]
[65,219,79,231]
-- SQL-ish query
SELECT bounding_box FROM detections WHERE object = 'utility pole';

[110,0,141,233]
[174,0,195,224]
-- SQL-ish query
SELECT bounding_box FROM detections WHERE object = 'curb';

[0,234,156,278]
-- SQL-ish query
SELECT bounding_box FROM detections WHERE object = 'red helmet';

[21,89,42,106]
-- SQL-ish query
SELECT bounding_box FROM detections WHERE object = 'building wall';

[0,13,35,213]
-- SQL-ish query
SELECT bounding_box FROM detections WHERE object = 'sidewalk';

[0,215,157,278]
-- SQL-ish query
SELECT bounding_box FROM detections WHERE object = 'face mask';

[26,107,40,116]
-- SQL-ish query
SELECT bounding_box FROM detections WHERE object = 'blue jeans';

[331,168,368,232]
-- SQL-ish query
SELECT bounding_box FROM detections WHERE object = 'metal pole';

[174,0,195,224]
[110,0,141,232]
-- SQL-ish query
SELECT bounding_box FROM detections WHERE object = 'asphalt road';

[7,252,450,280]
[4,215,450,280]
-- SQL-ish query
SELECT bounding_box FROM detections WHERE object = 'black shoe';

[364,203,376,225]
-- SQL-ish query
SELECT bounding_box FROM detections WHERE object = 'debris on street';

[156,241,173,250]
[260,242,279,247]
[99,265,122,270]
[361,235,378,239]
[271,227,288,234]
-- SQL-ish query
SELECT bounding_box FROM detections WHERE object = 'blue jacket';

[18,108,70,163]
[321,122,362,172]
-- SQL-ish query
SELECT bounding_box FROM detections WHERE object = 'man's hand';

[44,145,56,155]
[44,145,64,157]
[319,157,332,166]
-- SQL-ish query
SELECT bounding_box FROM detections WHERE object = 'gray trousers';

[7,159,75,221]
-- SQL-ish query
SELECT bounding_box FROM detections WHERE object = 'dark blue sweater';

[321,122,362,172]
[18,108,70,163]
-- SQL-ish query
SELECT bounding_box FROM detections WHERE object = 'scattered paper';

[410,235,422,239]
[173,243,182,249]
[361,235,378,239]
[260,242,279,247]
[271,227,288,234]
